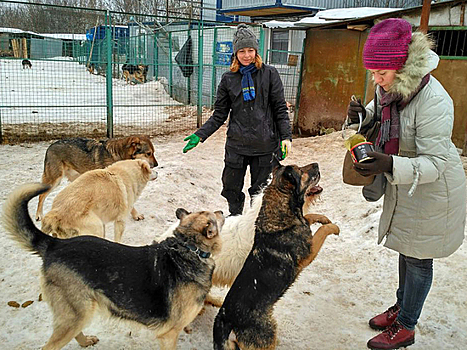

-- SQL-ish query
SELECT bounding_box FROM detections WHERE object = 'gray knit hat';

[233,24,259,53]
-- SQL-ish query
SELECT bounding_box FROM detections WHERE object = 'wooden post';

[11,39,20,58]
[21,37,28,58]
[419,0,432,34]
[461,3,465,26]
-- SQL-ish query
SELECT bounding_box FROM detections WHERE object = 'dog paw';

[77,335,99,347]
[133,214,145,221]
[325,223,340,236]
[304,214,331,225]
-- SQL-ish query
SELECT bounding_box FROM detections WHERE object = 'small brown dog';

[35,135,158,221]
[41,159,157,242]
[22,59,32,69]
[122,64,148,84]
[213,163,340,350]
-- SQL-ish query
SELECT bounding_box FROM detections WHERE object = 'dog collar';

[184,243,211,259]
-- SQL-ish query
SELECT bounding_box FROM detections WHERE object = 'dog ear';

[126,136,141,152]
[214,210,225,228]
[272,163,282,175]
[139,159,151,173]
[284,166,302,196]
[176,208,190,220]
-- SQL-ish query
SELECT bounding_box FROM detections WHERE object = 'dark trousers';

[396,253,433,330]
[221,154,279,216]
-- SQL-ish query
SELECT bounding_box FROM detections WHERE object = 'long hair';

[230,53,263,72]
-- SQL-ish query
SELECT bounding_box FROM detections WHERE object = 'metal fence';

[0,1,303,143]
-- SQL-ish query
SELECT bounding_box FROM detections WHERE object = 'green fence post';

[169,32,173,96]
[197,22,204,127]
[294,39,305,134]
[211,27,217,108]
[187,29,191,105]
[0,109,3,144]
[105,10,113,138]
[154,32,158,79]
[258,27,265,58]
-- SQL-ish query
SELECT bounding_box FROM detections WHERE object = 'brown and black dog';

[35,135,158,221]
[213,163,340,350]
[22,59,32,69]
[3,183,224,350]
[122,64,148,84]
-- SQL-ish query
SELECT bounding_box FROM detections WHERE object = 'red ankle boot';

[367,320,415,350]
[369,304,400,330]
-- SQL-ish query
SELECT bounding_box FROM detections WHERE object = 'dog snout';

[150,157,158,168]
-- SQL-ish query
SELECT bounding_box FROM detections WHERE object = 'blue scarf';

[239,63,257,101]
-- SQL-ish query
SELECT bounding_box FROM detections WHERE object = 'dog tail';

[2,183,54,256]
[213,309,238,350]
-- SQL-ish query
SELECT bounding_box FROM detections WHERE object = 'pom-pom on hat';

[233,24,259,53]
[363,18,412,70]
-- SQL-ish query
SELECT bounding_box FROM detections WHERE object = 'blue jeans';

[396,253,433,330]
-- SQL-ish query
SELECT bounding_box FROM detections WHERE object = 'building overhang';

[220,4,319,18]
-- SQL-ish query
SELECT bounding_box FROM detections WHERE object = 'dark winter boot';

[369,303,400,330]
[228,201,244,217]
[367,320,415,350]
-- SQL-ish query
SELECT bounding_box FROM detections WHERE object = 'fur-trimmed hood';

[388,32,439,98]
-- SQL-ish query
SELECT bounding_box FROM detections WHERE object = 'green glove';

[183,134,200,153]
[280,139,292,160]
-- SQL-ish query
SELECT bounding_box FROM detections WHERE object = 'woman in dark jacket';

[183,24,292,216]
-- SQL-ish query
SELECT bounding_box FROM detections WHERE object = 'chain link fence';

[0,1,303,143]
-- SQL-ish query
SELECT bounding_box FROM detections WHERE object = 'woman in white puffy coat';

[347,18,466,350]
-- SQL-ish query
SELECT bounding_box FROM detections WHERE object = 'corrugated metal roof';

[222,0,422,11]
[262,0,465,29]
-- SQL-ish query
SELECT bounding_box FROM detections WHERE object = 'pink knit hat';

[363,18,412,70]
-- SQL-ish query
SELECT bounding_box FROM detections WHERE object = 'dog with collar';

[2,182,224,350]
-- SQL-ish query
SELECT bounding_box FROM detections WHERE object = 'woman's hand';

[183,134,200,153]
[281,139,292,160]
[354,151,393,176]
[347,98,366,124]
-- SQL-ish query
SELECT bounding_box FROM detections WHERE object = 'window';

[270,30,288,64]
[429,29,467,58]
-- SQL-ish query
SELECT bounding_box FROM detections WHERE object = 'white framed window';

[270,30,288,64]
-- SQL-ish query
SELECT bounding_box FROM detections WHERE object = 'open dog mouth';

[306,185,323,197]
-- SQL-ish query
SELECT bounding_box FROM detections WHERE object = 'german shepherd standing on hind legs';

[213,162,340,350]
[2,183,224,350]
[35,135,158,221]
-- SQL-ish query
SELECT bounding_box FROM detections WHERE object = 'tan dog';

[35,135,158,221]
[2,183,224,350]
[41,159,157,242]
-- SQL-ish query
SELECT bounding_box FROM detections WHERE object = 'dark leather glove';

[347,98,366,124]
[354,151,393,176]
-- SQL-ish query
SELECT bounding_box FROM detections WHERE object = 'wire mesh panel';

[0,1,301,144]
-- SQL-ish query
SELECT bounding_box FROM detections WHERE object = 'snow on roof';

[0,27,86,40]
[41,33,87,40]
[263,7,402,28]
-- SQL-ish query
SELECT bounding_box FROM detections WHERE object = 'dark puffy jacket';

[195,64,292,156]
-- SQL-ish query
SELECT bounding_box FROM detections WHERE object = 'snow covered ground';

[1,129,466,350]
[0,57,180,125]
